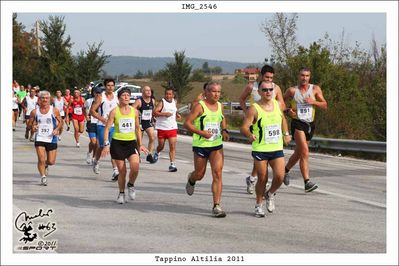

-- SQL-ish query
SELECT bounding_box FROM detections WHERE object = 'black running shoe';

[305,181,318,192]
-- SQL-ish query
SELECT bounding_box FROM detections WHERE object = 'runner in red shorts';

[63,88,72,131]
[69,89,87,147]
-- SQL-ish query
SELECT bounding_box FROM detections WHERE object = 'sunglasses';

[261,88,274,92]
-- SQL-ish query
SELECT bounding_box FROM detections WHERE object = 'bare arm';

[274,85,286,110]
[28,109,37,131]
[220,103,229,141]
[52,107,63,135]
[101,108,116,157]
[240,105,257,142]
[135,109,149,154]
[183,103,212,139]
[132,98,141,110]
[305,85,328,109]
[239,83,253,113]
[153,100,171,117]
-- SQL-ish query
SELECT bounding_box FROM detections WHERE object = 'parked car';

[114,83,142,105]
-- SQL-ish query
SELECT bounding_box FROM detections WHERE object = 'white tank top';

[26,96,38,115]
[155,98,177,130]
[53,97,65,116]
[35,106,57,143]
[97,92,118,126]
[251,82,276,102]
[12,95,19,109]
[293,84,315,123]
[85,98,98,124]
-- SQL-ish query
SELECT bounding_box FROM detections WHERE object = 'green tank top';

[192,101,223,148]
[113,106,137,141]
[251,100,283,152]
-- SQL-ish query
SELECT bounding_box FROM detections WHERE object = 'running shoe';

[86,152,92,164]
[41,176,48,186]
[212,204,226,218]
[153,153,159,163]
[111,169,119,181]
[76,142,80,148]
[169,163,177,172]
[127,183,136,200]
[25,131,29,139]
[265,191,276,213]
[305,180,318,192]
[93,161,100,174]
[283,172,290,186]
[255,204,265,218]
[29,138,34,142]
[58,136,62,141]
[146,154,155,163]
[246,176,256,194]
[185,173,195,196]
[116,193,125,204]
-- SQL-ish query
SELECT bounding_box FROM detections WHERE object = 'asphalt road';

[12,120,386,255]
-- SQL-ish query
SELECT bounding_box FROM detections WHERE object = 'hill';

[102,56,261,76]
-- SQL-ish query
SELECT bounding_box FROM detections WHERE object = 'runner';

[239,64,285,194]
[28,90,62,186]
[12,91,19,131]
[283,67,328,192]
[22,87,38,141]
[52,89,65,141]
[90,78,119,181]
[240,81,291,217]
[16,85,27,120]
[69,89,86,147]
[85,87,101,164]
[63,88,72,131]
[184,81,230,218]
[153,87,181,172]
[101,87,148,203]
[133,85,156,163]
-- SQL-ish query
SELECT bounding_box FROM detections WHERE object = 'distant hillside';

[102,56,261,76]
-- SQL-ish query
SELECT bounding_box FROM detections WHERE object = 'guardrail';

[177,123,386,154]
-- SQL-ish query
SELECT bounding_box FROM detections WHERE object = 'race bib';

[142,110,152,120]
[119,118,134,134]
[297,103,313,122]
[205,122,220,141]
[265,124,281,144]
[74,106,82,115]
[36,123,53,142]
[59,110,65,116]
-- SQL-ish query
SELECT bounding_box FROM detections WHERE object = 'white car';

[114,83,142,105]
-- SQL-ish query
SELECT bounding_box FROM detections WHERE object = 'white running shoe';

[93,161,100,174]
[116,193,125,204]
[246,176,256,194]
[86,152,92,164]
[76,142,80,148]
[265,191,276,213]
[255,204,265,218]
[58,136,62,141]
[41,176,48,186]
[127,185,136,200]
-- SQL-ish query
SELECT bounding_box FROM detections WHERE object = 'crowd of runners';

[12,65,327,218]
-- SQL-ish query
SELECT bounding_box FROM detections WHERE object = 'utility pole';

[35,20,41,56]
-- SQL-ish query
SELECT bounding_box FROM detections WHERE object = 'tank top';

[155,98,177,130]
[192,101,223,148]
[290,84,315,123]
[53,97,65,116]
[35,106,57,143]
[97,92,118,126]
[251,100,283,152]
[85,98,98,123]
[139,97,154,121]
[64,95,72,112]
[71,97,85,120]
[113,106,136,141]
[250,82,276,104]
[12,95,19,109]
[26,96,38,115]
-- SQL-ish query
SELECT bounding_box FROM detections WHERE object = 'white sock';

[249,175,256,182]
[113,167,119,173]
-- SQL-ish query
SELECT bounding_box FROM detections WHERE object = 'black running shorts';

[110,139,138,160]
[291,119,315,141]
[35,141,57,152]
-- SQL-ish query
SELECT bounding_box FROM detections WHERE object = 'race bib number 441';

[119,118,134,133]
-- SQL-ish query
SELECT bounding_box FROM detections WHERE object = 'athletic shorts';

[110,139,138,160]
[13,108,18,112]
[72,115,85,122]
[291,119,315,141]
[25,115,30,120]
[35,141,57,152]
[157,129,177,139]
[97,125,115,148]
[252,150,284,161]
[86,121,97,133]
[141,120,154,131]
[193,145,223,158]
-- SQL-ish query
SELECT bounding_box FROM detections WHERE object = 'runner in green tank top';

[184,81,230,218]
[241,81,291,217]
[102,88,149,204]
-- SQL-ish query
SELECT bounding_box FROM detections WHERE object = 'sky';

[15,12,386,63]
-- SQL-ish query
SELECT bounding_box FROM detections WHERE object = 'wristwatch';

[104,140,110,146]
[283,132,290,136]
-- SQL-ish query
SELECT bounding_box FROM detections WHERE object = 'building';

[234,68,260,81]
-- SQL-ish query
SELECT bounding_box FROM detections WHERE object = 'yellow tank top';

[113,106,137,141]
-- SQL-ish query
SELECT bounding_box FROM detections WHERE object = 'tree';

[133,70,144,79]
[261,13,299,64]
[162,51,193,102]
[75,42,110,86]
[39,16,75,92]
[190,69,208,82]
[202,62,210,73]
